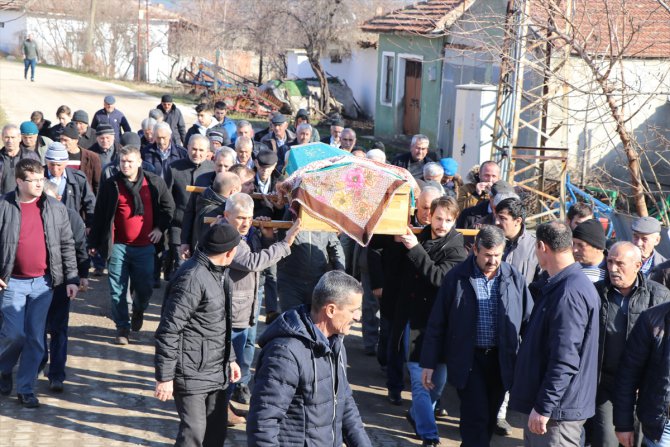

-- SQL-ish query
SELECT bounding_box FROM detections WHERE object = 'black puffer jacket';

[614,301,670,443]
[88,170,175,259]
[247,306,371,446]
[0,191,79,287]
[154,249,236,394]
[595,274,670,381]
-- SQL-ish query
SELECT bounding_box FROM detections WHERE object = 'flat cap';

[96,124,115,136]
[632,216,662,234]
[270,114,287,125]
[161,94,173,103]
[199,223,241,255]
[257,150,278,167]
[104,95,116,105]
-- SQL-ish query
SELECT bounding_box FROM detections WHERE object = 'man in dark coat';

[88,123,121,170]
[157,95,186,147]
[88,146,175,344]
[0,124,41,194]
[164,134,214,277]
[91,95,131,141]
[154,224,241,447]
[0,158,79,407]
[588,241,670,446]
[395,196,467,446]
[391,134,437,180]
[247,271,371,446]
[509,221,599,447]
[71,110,97,150]
[141,122,187,179]
[613,301,670,447]
[421,225,533,447]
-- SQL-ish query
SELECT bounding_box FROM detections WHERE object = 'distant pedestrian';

[0,158,79,407]
[91,95,131,141]
[154,224,242,447]
[247,270,372,446]
[509,221,600,447]
[22,34,39,81]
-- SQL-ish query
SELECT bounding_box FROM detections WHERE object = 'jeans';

[360,268,379,352]
[228,327,248,395]
[408,361,447,440]
[240,286,263,386]
[24,58,36,80]
[43,284,70,382]
[107,244,155,329]
[0,275,53,394]
[645,422,670,447]
[91,253,106,270]
[174,388,229,447]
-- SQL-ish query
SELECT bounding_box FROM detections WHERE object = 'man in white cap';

[631,216,666,277]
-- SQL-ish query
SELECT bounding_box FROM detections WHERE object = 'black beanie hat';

[200,224,241,255]
[62,122,80,139]
[572,219,606,250]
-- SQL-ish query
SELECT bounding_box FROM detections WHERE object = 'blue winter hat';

[20,121,38,135]
[439,157,458,176]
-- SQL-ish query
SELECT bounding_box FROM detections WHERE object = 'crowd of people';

[0,94,669,447]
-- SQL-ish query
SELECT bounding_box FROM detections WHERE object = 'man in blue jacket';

[509,221,600,447]
[420,225,533,447]
[91,95,131,142]
[247,271,371,446]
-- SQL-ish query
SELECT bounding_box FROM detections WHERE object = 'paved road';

[0,59,195,129]
[0,272,525,446]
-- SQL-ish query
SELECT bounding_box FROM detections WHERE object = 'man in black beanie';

[573,218,607,283]
[155,223,241,447]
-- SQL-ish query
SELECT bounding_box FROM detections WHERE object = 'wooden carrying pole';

[202,217,479,237]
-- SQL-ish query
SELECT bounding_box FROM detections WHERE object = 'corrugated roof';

[361,0,474,35]
[529,0,670,59]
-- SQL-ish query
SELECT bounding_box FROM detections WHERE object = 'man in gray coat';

[22,34,39,81]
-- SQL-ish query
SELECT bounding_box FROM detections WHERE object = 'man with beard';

[88,146,174,345]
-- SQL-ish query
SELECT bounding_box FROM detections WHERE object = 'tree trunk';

[601,86,648,216]
[307,53,330,114]
[258,49,264,85]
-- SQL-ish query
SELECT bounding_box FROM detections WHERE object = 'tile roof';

[0,0,27,10]
[529,0,670,58]
[361,0,475,35]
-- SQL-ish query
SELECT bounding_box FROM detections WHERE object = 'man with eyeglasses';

[0,158,79,408]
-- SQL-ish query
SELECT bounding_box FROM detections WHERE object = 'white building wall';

[286,47,378,118]
[0,11,27,56]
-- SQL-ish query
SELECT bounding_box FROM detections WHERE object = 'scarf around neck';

[118,167,146,216]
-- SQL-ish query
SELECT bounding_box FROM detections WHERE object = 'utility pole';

[84,0,97,71]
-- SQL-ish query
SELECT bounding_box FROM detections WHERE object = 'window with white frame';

[381,53,394,105]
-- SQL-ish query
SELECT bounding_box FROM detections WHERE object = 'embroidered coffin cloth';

[278,156,419,246]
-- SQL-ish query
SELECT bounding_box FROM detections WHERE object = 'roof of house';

[361,0,475,35]
[0,0,27,10]
[529,0,670,59]
[1,0,183,22]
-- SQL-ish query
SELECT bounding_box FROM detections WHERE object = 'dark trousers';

[456,348,505,447]
[42,285,70,382]
[385,319,409,394]
[174,388,229,447]
[587,382,643,447]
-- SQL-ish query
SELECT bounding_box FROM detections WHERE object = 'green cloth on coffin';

[285,142,352,176]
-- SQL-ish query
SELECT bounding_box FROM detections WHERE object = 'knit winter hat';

[72,110,89,124]
[62,123,80,139]
[439,158,458,176]
[573,219,606,250]
[200,224,241,255]
[45,142,70,162]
